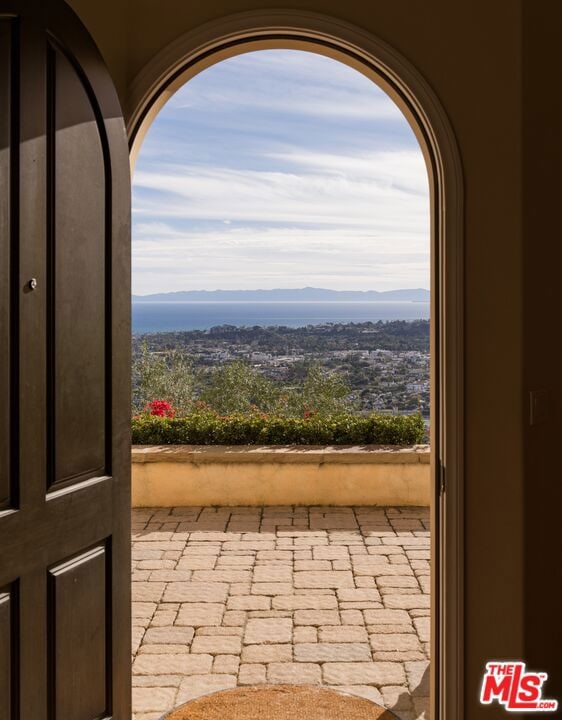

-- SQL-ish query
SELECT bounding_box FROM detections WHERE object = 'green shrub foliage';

[132,348,425,445]
[132,350,355,419]
[199,360,282,415]
[132,410,425,446]
[132,342,196,415]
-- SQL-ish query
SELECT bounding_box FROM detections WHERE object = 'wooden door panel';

[0,481,113,580]
[0,3,131,718]
[0,18,15,512]
[49,545,109,720]
[49,43,107,490]
[0,586,16,720]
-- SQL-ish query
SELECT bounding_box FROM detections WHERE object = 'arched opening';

[128,14,464,719]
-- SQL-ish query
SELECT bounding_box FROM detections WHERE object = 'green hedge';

[132,412,425,446]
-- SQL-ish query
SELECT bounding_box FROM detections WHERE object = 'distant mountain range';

[133,287,430,302]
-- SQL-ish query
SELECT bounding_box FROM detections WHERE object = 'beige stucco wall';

[132,445,430,507]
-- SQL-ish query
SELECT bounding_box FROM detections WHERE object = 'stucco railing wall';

[132,445,430,507]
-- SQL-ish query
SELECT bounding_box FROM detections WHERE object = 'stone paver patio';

[132,506,430,720]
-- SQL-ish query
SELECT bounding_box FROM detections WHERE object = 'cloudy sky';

[132,50,429,295]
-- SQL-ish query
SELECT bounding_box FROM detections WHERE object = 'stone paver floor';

[132,506,430,720]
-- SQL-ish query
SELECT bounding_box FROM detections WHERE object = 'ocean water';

[132,301,430,333]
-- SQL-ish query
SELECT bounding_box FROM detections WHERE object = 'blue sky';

[132,49,429,295]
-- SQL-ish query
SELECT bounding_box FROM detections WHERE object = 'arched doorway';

[127,12,464,718]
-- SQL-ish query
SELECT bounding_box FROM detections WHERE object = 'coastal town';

[133,320,430,416]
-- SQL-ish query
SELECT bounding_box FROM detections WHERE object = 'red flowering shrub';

[146,400,176,418]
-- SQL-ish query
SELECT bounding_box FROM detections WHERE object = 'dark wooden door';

[0,1,131,718]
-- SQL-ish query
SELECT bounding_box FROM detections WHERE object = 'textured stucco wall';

[132,445,431,507]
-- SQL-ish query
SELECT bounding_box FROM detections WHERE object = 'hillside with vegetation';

[132,320,430,417]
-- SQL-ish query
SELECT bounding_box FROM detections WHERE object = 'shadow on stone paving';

[387,665,430,719]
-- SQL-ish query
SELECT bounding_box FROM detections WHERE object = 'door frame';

[125,11,465,719]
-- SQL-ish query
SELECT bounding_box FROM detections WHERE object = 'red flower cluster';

[146,399,176,418]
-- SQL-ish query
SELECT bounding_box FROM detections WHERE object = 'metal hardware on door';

[28,278,37,290]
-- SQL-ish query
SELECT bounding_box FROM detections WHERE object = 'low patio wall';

[131,445,431,507]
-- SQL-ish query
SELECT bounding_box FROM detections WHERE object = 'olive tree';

[132,342,196,415]
[200,360,281,414]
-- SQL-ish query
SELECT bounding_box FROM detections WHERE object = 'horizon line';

[133,286,430,296]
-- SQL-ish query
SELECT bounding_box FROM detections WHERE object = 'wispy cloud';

[171,50,405,122]
[133,49,429,294]
[133,149,428,228]
[133,223,429,293]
